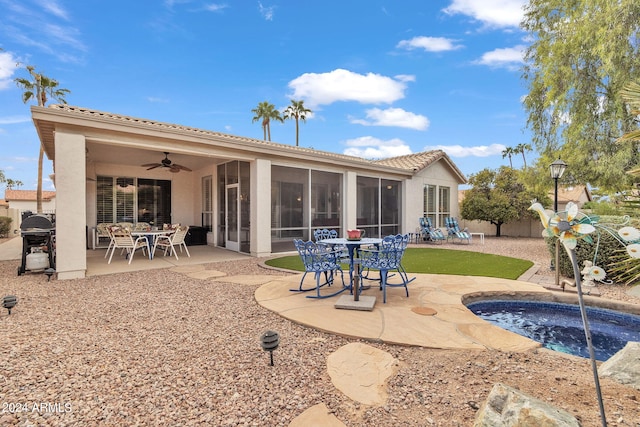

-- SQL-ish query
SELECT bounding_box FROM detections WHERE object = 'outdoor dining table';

[131,229,175,260]
[318,237,383,306]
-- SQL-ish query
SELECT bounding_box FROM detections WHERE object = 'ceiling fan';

[141,152,192,173]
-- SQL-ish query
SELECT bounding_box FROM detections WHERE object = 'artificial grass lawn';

[265,247,534,280]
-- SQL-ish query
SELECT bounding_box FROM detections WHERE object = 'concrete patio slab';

[255,272,551,351]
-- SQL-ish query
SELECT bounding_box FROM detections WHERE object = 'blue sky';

[0,0,532,196]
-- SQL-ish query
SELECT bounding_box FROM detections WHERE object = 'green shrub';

[544,214,640,285]
[0,216,12,238]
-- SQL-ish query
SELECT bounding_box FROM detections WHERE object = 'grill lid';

[20,214,54,231]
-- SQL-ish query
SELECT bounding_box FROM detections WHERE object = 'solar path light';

[3,295,17,315]
[260,330,280,366]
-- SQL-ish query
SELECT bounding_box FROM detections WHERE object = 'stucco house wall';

[32,104,467,279]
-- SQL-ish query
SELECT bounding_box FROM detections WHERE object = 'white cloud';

[35,0,69,20]
[350,108,430,130]
[343,136,412,159]
[0,51,19,90]
[423,143,506,157]
[147,96,169,103]
[474,45,525,70]
[258,2,275,21]
[204,3,228,12]
[443,0,526,28]
[397,36,463,52]
[0,115,30,124]
[288,69,412,108]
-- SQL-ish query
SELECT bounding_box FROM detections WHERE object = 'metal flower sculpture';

[546,202,596,249]
[529,201,606,426]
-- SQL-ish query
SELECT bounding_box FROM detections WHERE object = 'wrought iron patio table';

[319,237,383,301]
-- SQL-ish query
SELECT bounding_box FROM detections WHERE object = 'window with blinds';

[423,184,436,226]
[96,176,171,226]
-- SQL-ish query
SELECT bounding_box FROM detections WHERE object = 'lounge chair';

[418,217,445,243]
[444,217,471,244]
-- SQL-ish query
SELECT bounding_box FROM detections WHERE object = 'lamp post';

[550,158,567,287]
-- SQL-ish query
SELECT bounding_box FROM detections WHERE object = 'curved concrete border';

[255,273,550,352]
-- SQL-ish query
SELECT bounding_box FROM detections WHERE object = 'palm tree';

[283,99,312,146]
[15,65,70,212]
[501,147,515,168]
[251,101,283,141]
[5,179,24,190]
[515,143,532,169]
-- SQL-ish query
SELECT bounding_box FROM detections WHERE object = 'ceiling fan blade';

[142,163,160,167]
[146,164,162,170]
[173,163,192,172]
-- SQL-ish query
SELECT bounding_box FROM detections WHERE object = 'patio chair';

[107,226,150,264]
[444,217,471,244]
[358,234,415,303]
[292,239,346,299]
[418,217,445,243]
[153,225,190,260]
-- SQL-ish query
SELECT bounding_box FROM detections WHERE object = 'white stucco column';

[251,158,271,257]
[344,171,357,232]
[54,130,87,279]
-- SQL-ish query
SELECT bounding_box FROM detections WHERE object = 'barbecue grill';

[18,214,56,276]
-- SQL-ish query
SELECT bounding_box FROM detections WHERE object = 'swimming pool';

[467,299,640,361]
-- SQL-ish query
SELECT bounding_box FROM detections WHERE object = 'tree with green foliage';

[4,179,23,190]
[501,146,515,168]
[514,143,532,169]
[461,167,548,237]
[15,65,70,212]
[251,101,283,141]
[522,0,640,194]
[283,99,311,147]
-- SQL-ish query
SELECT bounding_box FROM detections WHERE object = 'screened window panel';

[381,179,400,226]
[356,176,379,226]
[311,170,342,230]
[202,175,213,232]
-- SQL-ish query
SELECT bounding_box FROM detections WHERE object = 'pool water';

[467,300,640,361]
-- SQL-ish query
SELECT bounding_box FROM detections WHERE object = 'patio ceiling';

[85,142,226,172]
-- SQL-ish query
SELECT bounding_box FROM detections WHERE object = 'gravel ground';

[1,237,639,426]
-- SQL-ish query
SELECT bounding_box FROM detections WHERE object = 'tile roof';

[34,104,466,181]
[5,189,56,202]
[373,150,467,182]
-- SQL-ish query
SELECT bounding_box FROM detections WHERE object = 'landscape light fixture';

[260,330,280,366]
[3,295,17,315]
[44,268,56,281]
[550,158,568,287]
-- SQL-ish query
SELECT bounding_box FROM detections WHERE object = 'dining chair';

[107,227,150,264]
[153,225,190,260]
[292,239,346,298]
[358,234,415,303]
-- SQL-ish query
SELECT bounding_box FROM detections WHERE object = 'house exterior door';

[225,183,240,251]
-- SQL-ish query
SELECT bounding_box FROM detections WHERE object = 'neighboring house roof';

[373,150,467,183]
[5,189,56,202]
[31,104,466,183]
[547,185,592,206]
